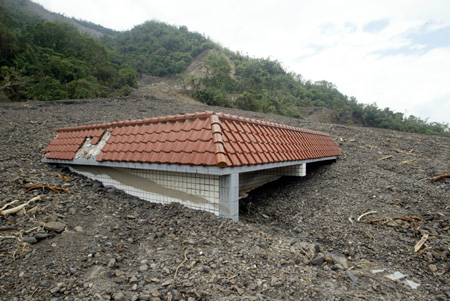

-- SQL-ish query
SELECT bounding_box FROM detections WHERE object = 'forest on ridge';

[1,0,449,137]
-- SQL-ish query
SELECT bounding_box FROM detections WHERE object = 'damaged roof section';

[44,111,341,167]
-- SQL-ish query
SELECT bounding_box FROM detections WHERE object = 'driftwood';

[400,159,417,165]
[429,173,450,182]
[414,234,429,252]
[0,200,19,211]
[357,211,378,222]
[365,216,423,224]
[391,148,417,156]
[378,155,393,161]
[18,184,71,195]
[0,196,41,216]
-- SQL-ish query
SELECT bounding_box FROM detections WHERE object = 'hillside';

[0,0,136,101]
[0,0,116,36]
[1,0,449,137]
[0,93,449,299]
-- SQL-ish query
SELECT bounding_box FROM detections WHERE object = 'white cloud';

[31,0,450,124]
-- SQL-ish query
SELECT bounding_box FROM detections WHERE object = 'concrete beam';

[275,163,306,177]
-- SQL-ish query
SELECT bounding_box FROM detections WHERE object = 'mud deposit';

[1,92,449,300]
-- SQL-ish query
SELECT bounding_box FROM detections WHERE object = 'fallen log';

[365,216,423,224]
[429,173,450,182]
[18,184,71,195]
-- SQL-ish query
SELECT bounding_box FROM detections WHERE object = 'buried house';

[43,111,341,221]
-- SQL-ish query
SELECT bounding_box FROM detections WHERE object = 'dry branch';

[18,184,71,195]
[391,148,417,156]
[54,172,70,182]
[348,216,354,225]
[365,216,423,224]
[0,200,19,211]
[357,211,378,222]
[0,196,41,216]
[429,173,450,182]
[174,249,189,279]
[0,236,17,240]
[414,234,429,252]
[378,155,393,161]
[400,159,417,165]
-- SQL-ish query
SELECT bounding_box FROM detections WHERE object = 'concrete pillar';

[219,173,239,221]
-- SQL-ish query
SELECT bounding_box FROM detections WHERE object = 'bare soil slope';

[1,90,449,300]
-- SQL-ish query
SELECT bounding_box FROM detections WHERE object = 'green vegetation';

[187,51,449,136]
[0,0,448,137]
[105,21,214,76]
[0,2,136,101]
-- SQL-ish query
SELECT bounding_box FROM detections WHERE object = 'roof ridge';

[215,112,330,137]
[56,111,216,132]
[56,111,328,137]
[210,113,228,167]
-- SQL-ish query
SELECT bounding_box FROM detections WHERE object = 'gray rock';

[311,254,325,266]
[22,236,37,244]
[139,264,149,272]
[346,270,358,285]
[170,289,180,300]
[108,258,116,268]
[331,263,344,271]
[44,221,66,233]
[331,255,349,270]
[429,264,438,273]
[203,266,211,273]
[34,233,50,240]
[323,280,335,290]
[324,253,333,264]
[130,275,138,283]
[113,292,125,301]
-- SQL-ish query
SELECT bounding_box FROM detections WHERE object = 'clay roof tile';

[44,112,340,166]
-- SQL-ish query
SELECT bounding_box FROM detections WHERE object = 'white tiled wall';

[71,166,220,216]
[69,162,306,220]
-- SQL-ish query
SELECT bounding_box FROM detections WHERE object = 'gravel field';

[1,85,449,300]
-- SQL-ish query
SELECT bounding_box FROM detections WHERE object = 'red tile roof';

[44,112,341,167]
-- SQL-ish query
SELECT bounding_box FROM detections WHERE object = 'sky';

[32,0,450,125]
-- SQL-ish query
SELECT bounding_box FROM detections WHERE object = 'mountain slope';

[0,0,448,137]
[0,1,135,101]
[0,0,116,37]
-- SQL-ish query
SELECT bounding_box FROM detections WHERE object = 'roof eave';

[42,156,339,176]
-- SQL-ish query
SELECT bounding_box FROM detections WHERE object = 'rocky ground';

[0,84,449,300]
